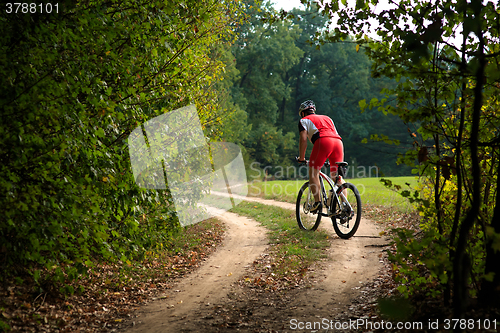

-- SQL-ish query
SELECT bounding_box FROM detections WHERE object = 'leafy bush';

[0,0,239,290]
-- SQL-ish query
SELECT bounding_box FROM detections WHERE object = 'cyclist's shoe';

[310,201,322,214]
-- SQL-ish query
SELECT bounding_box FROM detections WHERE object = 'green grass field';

[247,176,419,213]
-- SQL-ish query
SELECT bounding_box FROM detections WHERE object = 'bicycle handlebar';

[295,157,330,167]
[295,156,308,164]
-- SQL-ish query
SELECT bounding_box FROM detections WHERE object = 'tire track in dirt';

[122,194,388,332]
[123,209,267,333]
[214,193,388,320]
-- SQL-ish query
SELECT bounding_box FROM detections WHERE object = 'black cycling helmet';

[299,100,316,117]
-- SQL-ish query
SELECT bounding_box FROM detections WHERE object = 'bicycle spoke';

[331,183,361,239]
[296,182,321,231]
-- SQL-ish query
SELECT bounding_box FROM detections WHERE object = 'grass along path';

[247,176,419,213]
[229,201,330,290]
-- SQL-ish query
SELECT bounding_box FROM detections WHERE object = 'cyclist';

[297,100,344,213]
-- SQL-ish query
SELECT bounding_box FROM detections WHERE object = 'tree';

[0,0,239,287]
[309,0,500,315]
[232,1,414,176]
[229,0,302,170]
[282,5,414,176]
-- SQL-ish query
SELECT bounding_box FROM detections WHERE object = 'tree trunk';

[453,10,485,319]
[479,155,500,306]
[434,133,443,235]
[448,17,468,306]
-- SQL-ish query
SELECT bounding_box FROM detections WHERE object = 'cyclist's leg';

[327,138,344,185]
[309,167,321,203]
[327,139,348,200]
[309,138,330,203]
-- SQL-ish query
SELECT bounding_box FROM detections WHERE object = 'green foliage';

[229,1,414,177]
[229,0,304,168]
[0,0,239,288]
[380,178,428,208]
[245,122,296,167]
[388,228,450,298]
[311,0,500,310]
[0,318,10,332]
[378,296,413,321]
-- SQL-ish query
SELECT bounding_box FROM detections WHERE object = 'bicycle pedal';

[309,202,321,214]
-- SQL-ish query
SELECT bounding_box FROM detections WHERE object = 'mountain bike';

[295,158,361,239]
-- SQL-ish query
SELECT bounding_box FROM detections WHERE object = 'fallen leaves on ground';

[0,219,225,332]
[238,252,313,292]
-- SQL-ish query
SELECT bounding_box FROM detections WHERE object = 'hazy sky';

[269,0,461,47]
[271,0,306,11]
[269,0,393,41]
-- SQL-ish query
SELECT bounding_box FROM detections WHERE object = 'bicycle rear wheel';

[296,181,322,231]
[331,183,361,239]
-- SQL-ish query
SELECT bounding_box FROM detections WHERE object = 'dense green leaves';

[0,0,239,288]
[227,0,413,177]
[305,0,500,313]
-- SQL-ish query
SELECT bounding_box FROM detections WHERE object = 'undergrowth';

[0,219,225,332]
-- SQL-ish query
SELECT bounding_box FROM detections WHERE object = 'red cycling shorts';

[309,137,344,174]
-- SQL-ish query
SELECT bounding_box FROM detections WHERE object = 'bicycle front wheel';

[296,181,322,231]
[331,183,361,239]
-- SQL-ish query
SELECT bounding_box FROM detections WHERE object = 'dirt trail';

[122,196,388,332]
[220,194,388,319]
[124,209,267,332]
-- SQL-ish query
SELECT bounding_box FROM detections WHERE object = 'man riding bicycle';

[297,100,344,213]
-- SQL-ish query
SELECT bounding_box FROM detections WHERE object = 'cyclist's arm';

[298,130,307,161]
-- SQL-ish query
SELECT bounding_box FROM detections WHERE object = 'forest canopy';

[0,0,240,287]
[223,0,415,178]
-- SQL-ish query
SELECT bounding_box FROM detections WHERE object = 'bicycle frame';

[296,158,361,237]
[297,158,353,218]
[317,168,353,218]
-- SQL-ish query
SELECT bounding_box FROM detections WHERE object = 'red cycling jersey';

[298,114,342,143]
[299,114,343,173]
